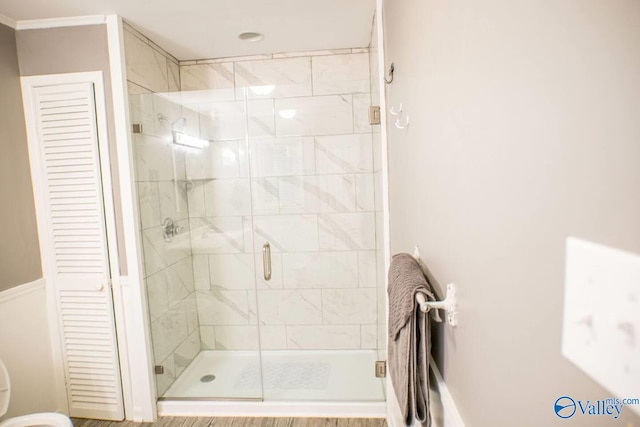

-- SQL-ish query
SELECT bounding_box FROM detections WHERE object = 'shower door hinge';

[154,365,164,375]
[375,360,387,378]
[132,123,143,134]
[369,106,381,125]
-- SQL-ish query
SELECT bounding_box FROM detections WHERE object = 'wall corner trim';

[15,15,106,31]
[431,359,466,427]
[0,13,17,29]
[0,278,45,303]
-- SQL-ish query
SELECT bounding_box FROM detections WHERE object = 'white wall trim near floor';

[158,401,387,418]
[15,15,106,30]
[0,13,16,29]
[0,278,44,302]
[431,362,465,427]
[0,278,66,416]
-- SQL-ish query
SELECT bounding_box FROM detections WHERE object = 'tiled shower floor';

[162,350,385,402]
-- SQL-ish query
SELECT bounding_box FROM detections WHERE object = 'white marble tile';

[318,212,376,250]
[168,60,180,92]
[128,81,151,95]
[146,275,169,322]
[142,221,191,276]
[274,95,353,137]
[173,330,200,377]
[124,30,169,93]
[177,293,200,334]
[248,100,275,137]
[372,129,382,172]
[192,254,210,290]
[180,63,235,97]
[357,251,377,288]
[257,290,322,325]
[322,288,377,324]
[133,134,174,182]
[151,306,189,361]
[138,182,161,230]
[197,100,245,141]
[208,253,255,289]
[153,95,183,139]
[259,325,287,350]
[282,252,358,289]
[278,175,357,214]
[361,324,377,349]
[158,181,189,222]
[186,181,205,218]
[253,215,318,252]
[235,57,312,99]
[355,174,375,212]
[167,256,195,305]
[200,325,216,350]
[315,133,374,174]
[374,171,383,213]
[185,140,242,180]
[196,290,250,325]
[155,352,176,396]
[353,93,372,133]
[190,217,246,254]
[252,178,280,216]
[250,136,315,177]
[254,252,283,290]
[203,179,251,216]
[286,325,360,350]
[312,53,370,95]
[214,326,259,350]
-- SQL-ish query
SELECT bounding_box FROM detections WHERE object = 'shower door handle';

[262,242,272,281]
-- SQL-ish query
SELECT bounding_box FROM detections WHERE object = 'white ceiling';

[0,0,376,60]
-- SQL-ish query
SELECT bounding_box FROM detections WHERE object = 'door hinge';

[375,360,387,378]
[132,123,143,134]
[155,365,164,375]
[369,106,381,125]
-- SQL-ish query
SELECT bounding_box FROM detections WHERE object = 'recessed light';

[238,32,264,42]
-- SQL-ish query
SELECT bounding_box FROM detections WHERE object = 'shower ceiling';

[0,0,376,60]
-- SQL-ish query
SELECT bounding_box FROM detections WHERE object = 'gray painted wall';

[16,24,128,274]
[0,23,42,292]
[382,0,640,426]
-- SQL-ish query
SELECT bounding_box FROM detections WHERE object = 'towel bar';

[413,246,458,327]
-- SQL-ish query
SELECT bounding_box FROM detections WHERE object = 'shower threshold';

[158,349,386,417]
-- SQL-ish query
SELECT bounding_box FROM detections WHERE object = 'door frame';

[21,71,123,416]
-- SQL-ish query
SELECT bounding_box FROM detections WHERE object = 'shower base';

[162,349,385,402]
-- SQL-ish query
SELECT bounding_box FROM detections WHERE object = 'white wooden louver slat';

[32,82,124,420]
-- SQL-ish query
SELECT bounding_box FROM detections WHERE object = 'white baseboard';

[430,360,465,427]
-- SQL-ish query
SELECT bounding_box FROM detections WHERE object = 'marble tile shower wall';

[123,23,201,396]
[179,49,381,351]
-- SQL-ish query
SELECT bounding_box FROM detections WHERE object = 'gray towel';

[388,253,434,427]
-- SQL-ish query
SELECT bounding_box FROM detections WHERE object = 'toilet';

[0,359,72,427]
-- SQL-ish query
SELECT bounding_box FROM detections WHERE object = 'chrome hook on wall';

[395,115,410,129]
[384,62,395,84]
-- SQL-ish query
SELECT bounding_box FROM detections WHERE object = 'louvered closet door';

[32,82,124,420]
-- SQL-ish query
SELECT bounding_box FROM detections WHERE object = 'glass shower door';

[130,87,264,400]
[244,74,385,401]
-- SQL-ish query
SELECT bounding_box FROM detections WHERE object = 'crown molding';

[15,14,106,30]
[0,13,17,29]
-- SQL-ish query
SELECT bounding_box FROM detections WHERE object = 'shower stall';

[125,19,386,408]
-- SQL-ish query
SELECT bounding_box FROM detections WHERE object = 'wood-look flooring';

[72,417,387,427]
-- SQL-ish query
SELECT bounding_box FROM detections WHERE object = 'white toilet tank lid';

[0,359,10,417]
